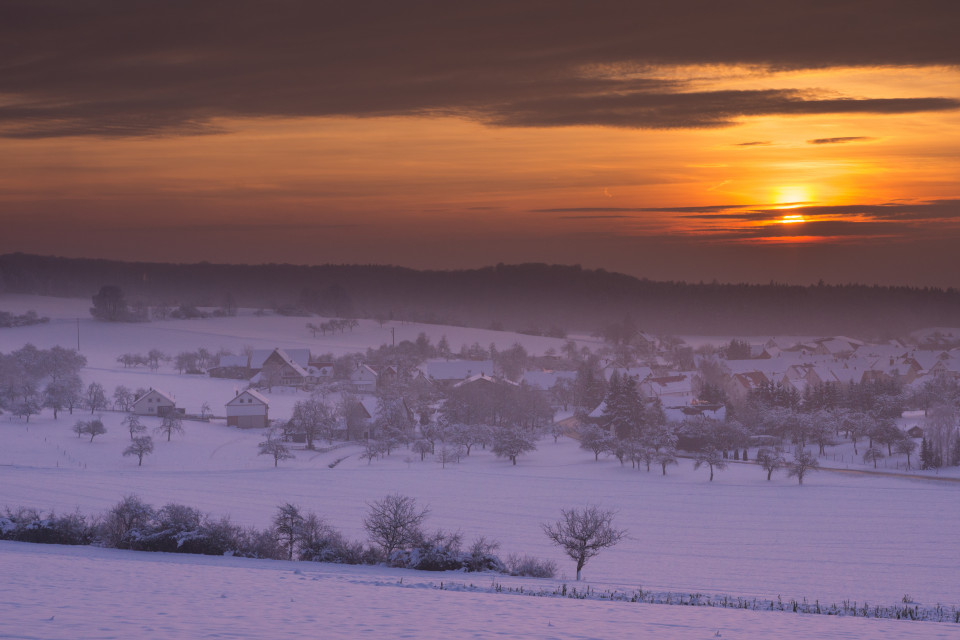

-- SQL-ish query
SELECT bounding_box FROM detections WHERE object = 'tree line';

[0,494,625,580]
[7,253,960,335]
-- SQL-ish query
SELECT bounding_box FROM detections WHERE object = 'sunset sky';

[2,1,959,286]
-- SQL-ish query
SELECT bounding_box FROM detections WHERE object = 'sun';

[772,185,813,208]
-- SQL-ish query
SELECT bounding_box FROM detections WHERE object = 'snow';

[3,542,956,640]
[2,294,960,638]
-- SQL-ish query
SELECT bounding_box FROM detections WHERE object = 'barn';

[225,389,270,429]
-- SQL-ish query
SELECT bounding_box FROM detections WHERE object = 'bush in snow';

[0,507,93,545]
[300,528,368,565]
[99,495,155,547]
[506,554,557,578]
[386,530,507,572]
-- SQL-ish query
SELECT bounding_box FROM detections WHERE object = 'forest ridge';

[2,253,960,337]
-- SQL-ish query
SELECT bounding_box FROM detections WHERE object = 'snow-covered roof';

[250,348,310,370]
[603,366,652,382]
[453,373,518,388]
[226,389,270,406]
[522,370,576,390]
[420,359,494,381]
[262,349,310,378]
[134,388,176,404]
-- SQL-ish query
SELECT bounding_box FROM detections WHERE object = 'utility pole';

[391,327,395,347]
[76,318,80,352]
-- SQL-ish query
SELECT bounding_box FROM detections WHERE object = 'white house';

[349,364,379,393]
[132,389,178,417]
[225,389,270,429]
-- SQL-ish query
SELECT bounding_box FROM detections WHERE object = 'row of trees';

[305,318,359,337]
[0,309,48,328]
[1,494,625,582]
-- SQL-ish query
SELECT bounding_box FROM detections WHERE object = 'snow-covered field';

[4,541,957,640]
[2,294,960,638]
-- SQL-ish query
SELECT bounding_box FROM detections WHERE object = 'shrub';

[506,554,557,578]
[0,507,93,545]
[300,530,367,565]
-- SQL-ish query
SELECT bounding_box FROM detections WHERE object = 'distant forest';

[2,253,960,338]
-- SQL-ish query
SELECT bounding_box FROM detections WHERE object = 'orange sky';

[2,3,959,286]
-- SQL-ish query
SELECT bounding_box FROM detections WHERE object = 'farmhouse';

[254,348,312,388]
[132,389,179,417]
[225,389,270,429]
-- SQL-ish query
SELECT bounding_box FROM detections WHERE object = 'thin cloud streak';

[807,136,874,144]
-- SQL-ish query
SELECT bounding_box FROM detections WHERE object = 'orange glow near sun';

[778,213,806,224]
[772,185,813,208]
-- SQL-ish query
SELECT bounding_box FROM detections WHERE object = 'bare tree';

[436,444,463,468]
[123,414,146,440]
[113,385,135,412]
[542,505,626,580]
[363,494,429,557]
[693,447,727,481]
[787,449,820,485]
[155,414,184,442]
[578,424,614,461]
[123,436,154,466]
[491,425,537,465]
[863,446,885,469]
[655,447,678,476]
[74,418,107,442]
[273,503,305,560]
[756,447,785,481]
[895,437,918,469]
[259,435,295,467]
[361,440,385,464]
[86,382,108,414]
[289,398,334,450]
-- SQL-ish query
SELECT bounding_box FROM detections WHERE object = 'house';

[307,359,335,382]
[349,364,379,393]
[639,374,694,405]
[724,371,769,404]
[374,364,399,389]
[249,348,311,372]
[255,348,313,388]
[417,359,495,386]
[225,389,270,429]
[132,389,179,417]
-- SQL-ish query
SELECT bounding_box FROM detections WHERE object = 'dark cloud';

[736,141,773,146]
[807,136,874,144]
[2,0,959,137]
[749,199,960,221]
[534,199,960,233]
[533,205,759,213]
[705,219,907,241]
[559,215,635,219]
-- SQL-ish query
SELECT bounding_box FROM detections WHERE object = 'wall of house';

[227,414,267,429]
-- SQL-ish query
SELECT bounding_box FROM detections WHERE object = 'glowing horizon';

[1,3,959,286]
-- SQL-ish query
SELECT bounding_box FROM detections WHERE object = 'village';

[4,302,956,477]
